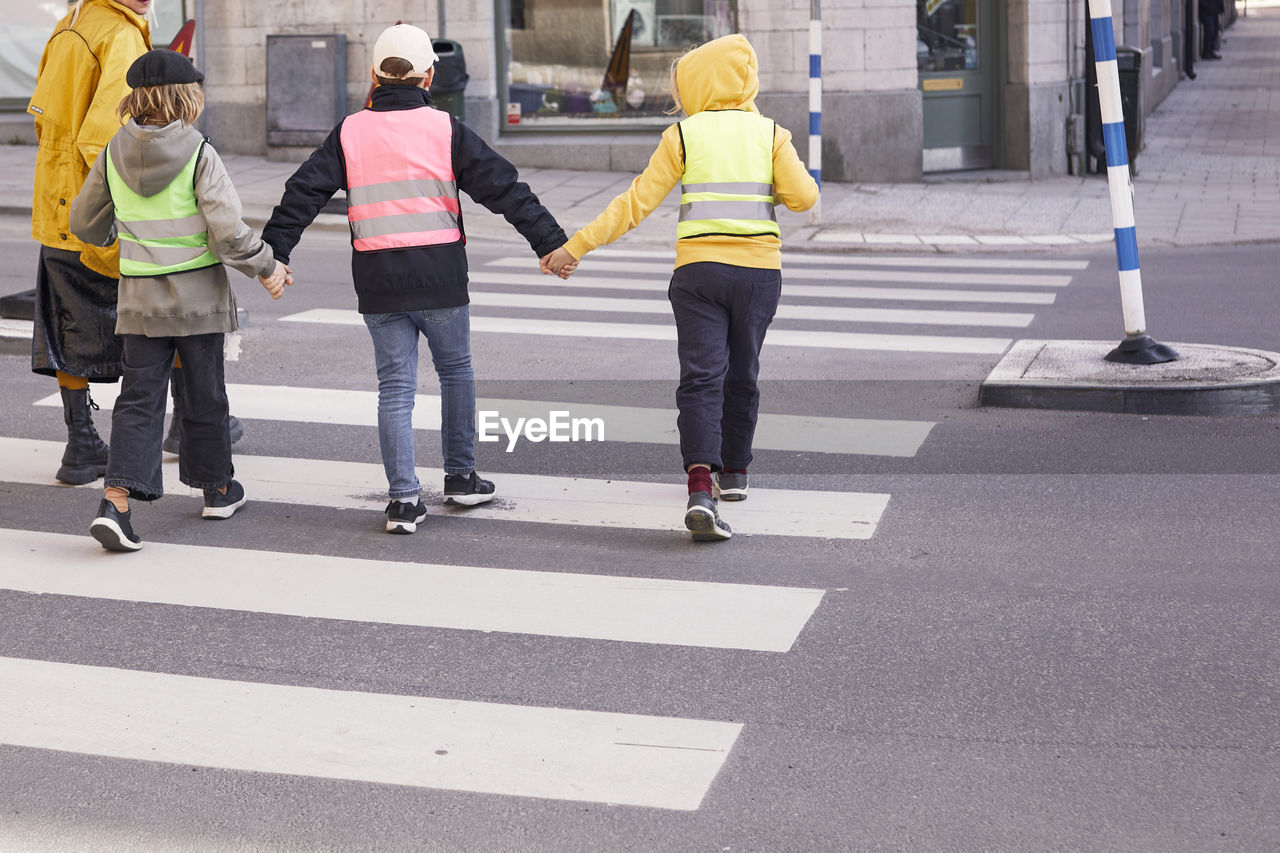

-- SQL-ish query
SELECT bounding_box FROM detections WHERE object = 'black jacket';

[261,85,566,314]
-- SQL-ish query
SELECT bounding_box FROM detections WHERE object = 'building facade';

[7,1,1225,182]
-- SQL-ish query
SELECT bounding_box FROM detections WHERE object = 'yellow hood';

[675,34,760,115]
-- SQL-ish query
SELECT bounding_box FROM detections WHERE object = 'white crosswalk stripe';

[2,438,891,539]
[485,255,1075,287]
[0,250,1089,816]
[0,655,740,810]
[36,382,936,458]
[284,308,1015,354]
[470,271,1059,305]
[0,528,823,650]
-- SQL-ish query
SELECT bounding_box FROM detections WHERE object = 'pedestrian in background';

[261,24,571,535]
[27,0,152,485]
[71,49,290,552]
[544,34,818,542]
[1200,0,1224,60]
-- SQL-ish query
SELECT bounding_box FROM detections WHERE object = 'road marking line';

[36,384,934,458]
[585,247,1090,270]
[467,291,1035,329]
[0,656,741,810]
[485,257,1072,287]
[470,271,1058,305]
[0,528,823,651]
[282,309,1012,355]
[0,319,33,339]
[2,438,890,539]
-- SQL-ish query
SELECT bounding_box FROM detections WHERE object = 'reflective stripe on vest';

[105,142,218,277]
[341,106,462,252]
[677,111,778,240]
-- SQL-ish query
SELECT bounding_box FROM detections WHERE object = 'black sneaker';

[716,471,749,501]
[386,498,428,534]
[164,415,245,455]
[443,471,496,507]
[89,498,142,552]
[202,479,247,519]
[685,492,732,541]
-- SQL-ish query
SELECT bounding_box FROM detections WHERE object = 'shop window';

[917,0,979,73]
[1,0,187,109]
[501,0,737,128]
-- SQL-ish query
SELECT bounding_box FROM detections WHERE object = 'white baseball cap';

[371,24,438,78]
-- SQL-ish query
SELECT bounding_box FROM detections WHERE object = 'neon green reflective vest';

[676,110,778,240]
[105,141,218,277]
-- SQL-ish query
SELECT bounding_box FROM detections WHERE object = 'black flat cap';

[126,49,205,88]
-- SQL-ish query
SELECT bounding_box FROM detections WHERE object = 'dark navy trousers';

[668,261,781,473]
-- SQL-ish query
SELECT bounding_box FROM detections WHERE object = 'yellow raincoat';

[28,0,151,278]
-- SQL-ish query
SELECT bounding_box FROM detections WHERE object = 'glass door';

[917,0,998,171]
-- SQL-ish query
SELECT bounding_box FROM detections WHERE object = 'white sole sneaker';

[90,518,143,552]
[443,492,496,507]
[386,509,428,534]
[684,504,732,542]
[202,495,247,519]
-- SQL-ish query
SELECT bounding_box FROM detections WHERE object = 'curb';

[979,340,1280,416]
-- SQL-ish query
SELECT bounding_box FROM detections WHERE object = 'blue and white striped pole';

[808,0,822,223]
[1088,0,1178,364]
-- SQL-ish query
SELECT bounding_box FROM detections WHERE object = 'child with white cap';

[262,24,574,534]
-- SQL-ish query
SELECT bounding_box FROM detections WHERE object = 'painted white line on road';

[0,655,740,810]
[283,309,1012,355]
[0,528,823,651]
[586,247,1090,271]
[37,384,934,458]
[2,438,890,539]
[0,319,33,339]
[485,257,1073,287]
[468,290,1035,329]
[471,271,1058,305]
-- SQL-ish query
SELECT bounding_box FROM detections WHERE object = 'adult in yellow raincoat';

[28,0,151,484]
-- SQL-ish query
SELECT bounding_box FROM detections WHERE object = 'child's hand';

[541,247,579,280]
[259,261,293,300]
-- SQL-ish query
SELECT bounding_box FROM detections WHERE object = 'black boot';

[164,365,243,455]
[56,387,110,485]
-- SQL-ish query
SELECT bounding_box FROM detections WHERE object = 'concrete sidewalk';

[2,8,1278,253]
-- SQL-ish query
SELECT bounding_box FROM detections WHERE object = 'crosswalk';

[0,249,1090,820]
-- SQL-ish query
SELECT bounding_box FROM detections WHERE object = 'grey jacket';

[71,119,276,337]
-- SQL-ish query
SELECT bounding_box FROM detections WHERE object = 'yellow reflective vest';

[676,110,779,240]
[105,142,218,277]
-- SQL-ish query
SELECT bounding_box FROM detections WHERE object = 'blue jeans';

[668,262,781,473]
[363,305,475,499]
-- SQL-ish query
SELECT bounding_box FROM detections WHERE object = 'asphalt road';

[0,217,1276,852]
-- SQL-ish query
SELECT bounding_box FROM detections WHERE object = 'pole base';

[1104,334,1180,365]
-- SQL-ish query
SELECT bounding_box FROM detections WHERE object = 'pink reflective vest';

[340,106,462,252]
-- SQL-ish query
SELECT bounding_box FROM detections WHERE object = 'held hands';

[259,260,293,300]
[540,246,580,280]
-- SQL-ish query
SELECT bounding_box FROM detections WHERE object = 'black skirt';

[31,245,123,381]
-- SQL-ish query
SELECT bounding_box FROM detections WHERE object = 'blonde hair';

[664,46,700,116]
[118,82,205,125]
[69,1,86,26]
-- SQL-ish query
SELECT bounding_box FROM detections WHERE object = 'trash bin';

[431,39,468,121]
[1084,43,1144,174]
[1114,45,1143,170]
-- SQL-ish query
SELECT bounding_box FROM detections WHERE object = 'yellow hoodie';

[563,34,819,270]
